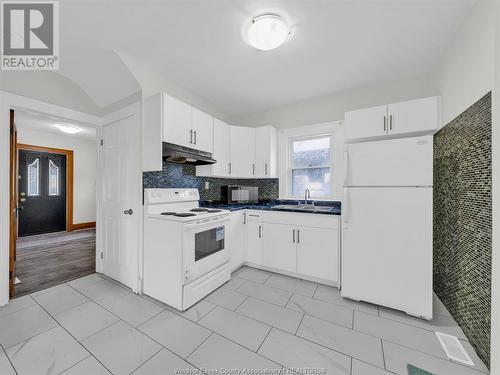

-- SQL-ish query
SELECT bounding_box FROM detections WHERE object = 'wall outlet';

[205,181,210,190]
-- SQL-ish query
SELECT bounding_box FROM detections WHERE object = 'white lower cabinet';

[242,210,340,286]
[246,220,263,265]
[296,227,338,282]
[228,211,246,271]
[262,223,296,273]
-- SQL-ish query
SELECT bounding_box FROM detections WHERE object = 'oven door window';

[195,226,225,261]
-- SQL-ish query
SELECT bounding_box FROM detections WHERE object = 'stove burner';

[160,212,176,216]
[174,213,197,217]
[207,209,222,213]
[190,208,208,212]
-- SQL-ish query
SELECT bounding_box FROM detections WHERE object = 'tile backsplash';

[143,161,279,202]
[433,92,492,368]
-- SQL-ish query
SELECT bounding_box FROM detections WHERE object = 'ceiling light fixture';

[246,14,290,51]
[55,124,82,134]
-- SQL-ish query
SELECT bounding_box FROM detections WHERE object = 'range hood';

[162,142,216,165]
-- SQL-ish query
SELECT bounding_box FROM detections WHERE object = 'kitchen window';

[289,135,333,199]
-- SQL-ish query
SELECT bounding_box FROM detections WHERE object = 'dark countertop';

[199,200,341,215]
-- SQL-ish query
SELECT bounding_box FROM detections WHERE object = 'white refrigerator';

[342,135,433,319]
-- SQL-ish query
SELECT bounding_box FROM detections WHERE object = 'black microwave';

[221,185,258,204]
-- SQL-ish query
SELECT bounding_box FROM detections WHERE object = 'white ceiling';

[59,0,476,118]
[15,110,97,141]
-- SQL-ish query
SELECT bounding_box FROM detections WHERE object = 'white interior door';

[101,104,141,291]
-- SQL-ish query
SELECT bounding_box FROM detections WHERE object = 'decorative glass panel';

[48,159,59,196]
[27,158,40,196]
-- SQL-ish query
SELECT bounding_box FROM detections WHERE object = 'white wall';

[435,0,495,126]
[118,52,232,124]
[0,70,102,116]
[236,73,438,129]
[17,128,97,224]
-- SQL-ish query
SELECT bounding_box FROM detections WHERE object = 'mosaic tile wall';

[433,92,492,367]
[143,161,279,202]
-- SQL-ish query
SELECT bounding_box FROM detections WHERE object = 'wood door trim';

[70,221,96,231]
[9,110,17,298]
[17,143,75,232]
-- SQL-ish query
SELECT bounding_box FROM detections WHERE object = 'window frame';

[278,121,343,201]
[287,134,334,199]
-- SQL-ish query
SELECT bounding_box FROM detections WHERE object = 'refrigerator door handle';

[343,188,349,228]
[343,149,349,186]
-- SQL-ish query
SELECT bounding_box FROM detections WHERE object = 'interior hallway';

[14,229,96,297]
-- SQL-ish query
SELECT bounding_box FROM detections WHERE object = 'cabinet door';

[297,226,338,282]
[262,223,297,273]
[255,126,278,178]
[212,119,231,176]
[387,97,439,136]
[230,126,256,177]
[228,211,246,271]
[163,94,191,147]
[345,105,388,141]
[192,107,213,153]
[246,221,263,265]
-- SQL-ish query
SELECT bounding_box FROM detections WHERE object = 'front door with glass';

[18,150,67,236]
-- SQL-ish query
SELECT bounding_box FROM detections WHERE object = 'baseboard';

[69,221,96,231]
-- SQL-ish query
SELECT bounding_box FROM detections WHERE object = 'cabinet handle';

[258,225,262,238]
[189,129,193,144]
[194,130,197,145]
[265,163,268,175]
[383,116,387,132]
[243,213,246,225]
[297,229,300,244]
[228,162,231,175]
[389,115,393,131]
[292,229,295,243]
[252,164,255,175]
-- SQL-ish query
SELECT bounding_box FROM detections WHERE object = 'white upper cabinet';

[196,119,231,177]
[345,96,440,142]
[387,97,440,136]
[230,126,256,178]
[255,126,278,178]
[143,93,214,171]
[163,94,192,148]
[345,104,388,141]
[191,107,213,153]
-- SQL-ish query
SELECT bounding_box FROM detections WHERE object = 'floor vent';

[435,331,474,366]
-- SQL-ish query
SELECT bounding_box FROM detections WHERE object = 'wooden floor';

[14,229,96,297]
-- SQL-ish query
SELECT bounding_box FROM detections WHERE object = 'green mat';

[407,364,434,375]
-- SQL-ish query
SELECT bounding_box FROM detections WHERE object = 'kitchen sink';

[271,204,334,213]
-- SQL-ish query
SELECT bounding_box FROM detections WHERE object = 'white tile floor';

[0,267,489,375]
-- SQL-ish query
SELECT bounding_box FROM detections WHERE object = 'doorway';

[9,109,98,297]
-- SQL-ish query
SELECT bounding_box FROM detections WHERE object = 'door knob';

[123,209,133,215]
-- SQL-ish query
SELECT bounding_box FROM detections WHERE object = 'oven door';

[183,215,230,284]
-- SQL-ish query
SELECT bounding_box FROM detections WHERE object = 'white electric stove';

[143,188,231,311]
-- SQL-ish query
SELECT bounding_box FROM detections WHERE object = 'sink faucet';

[304,189,311,205]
